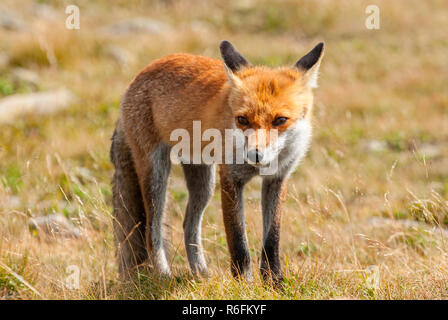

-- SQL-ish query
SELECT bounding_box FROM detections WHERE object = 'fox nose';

[247,149,264,163]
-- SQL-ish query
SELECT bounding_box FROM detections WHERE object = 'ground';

[0,0,447,299]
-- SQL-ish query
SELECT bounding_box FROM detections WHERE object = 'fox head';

[220,40,324,169]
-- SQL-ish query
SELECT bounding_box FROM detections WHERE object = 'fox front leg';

[260,177,287,283]
[219,165,253,281]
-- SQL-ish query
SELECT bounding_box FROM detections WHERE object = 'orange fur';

[122,55,313,155]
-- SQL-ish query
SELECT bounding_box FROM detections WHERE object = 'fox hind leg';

[138,143,172,276]
[182,164,215,277]
[111,126,148,279]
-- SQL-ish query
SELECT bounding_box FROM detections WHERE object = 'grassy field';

[0,0,447,299]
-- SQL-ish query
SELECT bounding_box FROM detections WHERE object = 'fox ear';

[223,64,243,88]
[220,40,250,73]
[295,42,325,88]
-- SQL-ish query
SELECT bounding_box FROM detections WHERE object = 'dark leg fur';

[138,143,172,275]
[182,164,215,277]
[111,126,148,279]
[260,177,286,283]
[219,165,253,280]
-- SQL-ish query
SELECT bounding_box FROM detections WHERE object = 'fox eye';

[272,117,288,126]
[237,116,249,126]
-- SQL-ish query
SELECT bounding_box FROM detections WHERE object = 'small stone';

[11,68,40,86]
[29,214,82,239]
[0,10,28,31]
[0,53,10,69]
[368,216,448,238]
[190,21,213,38]
[0,88,76,124]
[104,45,134,69]
[3,196,21,209]
[103,17,171,36]
[30,3,59,21]
[418,143,443,158]
[363,140,388,152]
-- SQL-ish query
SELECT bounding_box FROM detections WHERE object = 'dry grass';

[0,0,447,299]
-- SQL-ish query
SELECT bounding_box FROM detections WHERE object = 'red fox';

[111,41,324,282]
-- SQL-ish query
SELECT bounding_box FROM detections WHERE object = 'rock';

[234,0,256,10]
[30,3,59,21]
[363,139,388,152]
[0,10,28,31]
[417,143,443,159]
[368,217,448,237]
[0,88,76,124]
[29,214,82,239]
[11,68,40,86]
[190,20,214,38]
[103,17,171,36]
[2,196,21,209]
[0,53,10,69]
[104,45,134,69]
